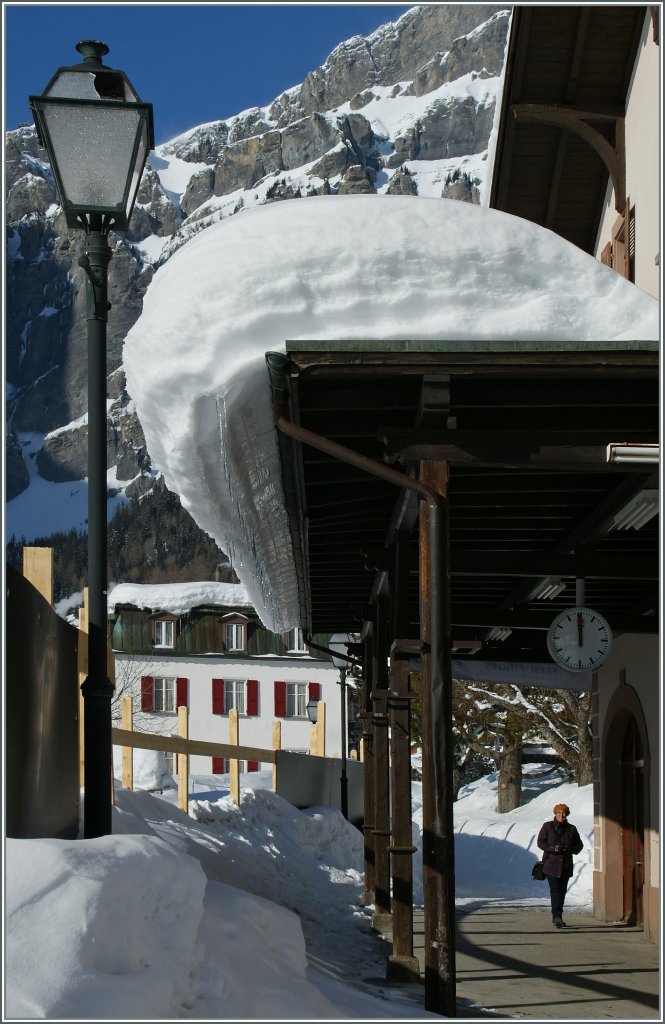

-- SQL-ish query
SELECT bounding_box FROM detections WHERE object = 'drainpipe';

[267,351,454,1010]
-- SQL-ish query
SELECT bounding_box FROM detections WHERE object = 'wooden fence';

[112,696,328,813]
[20,546,358,822]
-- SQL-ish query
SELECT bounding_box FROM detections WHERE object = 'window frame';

[150,613,178,649]
[285,681,307,718]
[152,676,176,713]
[285,626,307,653]
[224,678,246,715]
[224,620,246,652]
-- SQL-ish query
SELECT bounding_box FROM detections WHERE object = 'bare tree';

[111,655,170,735]
[460,681,593,787]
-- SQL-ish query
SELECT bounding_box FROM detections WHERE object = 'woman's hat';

[553,803,570,816]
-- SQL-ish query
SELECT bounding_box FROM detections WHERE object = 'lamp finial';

[75,40,110,66]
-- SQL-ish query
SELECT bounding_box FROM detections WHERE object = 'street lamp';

[329,633,357,821]
[30,41,154,839]
[305,697,319,724]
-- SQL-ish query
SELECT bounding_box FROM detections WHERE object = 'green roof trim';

[285,339,659,354]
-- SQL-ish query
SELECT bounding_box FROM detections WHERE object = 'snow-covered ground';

[5,763,592,1019]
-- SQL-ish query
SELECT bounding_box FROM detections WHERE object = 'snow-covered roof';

[108,581,253,616]
[122,194,659,632]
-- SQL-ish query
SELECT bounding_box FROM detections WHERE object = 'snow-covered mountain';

[5,4,510,542]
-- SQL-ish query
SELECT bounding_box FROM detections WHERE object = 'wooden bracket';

[513,103,626,211]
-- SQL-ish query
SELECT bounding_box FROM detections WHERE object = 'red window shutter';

[212,678,225,715]
[141,676,154,711]
[247,760,259,772]
[308,682,321,702]
[212,756,225,774]
[274,680,286,717]
[176,677,188,708]
[246,679,259,716]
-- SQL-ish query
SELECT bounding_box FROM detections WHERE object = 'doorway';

[620,717,645,925]
[601,682,650,932]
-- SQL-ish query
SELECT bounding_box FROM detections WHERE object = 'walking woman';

[537,803,584,928]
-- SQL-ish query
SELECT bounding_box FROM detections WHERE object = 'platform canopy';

[123,195,659,671]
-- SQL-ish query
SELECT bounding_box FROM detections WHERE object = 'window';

[164,751,175,776]
[153,618,175,648]
[212,678,258,716]
[286,683,307,717]
[224,679,246,715]
[225,622,245,651]
[604,201,635,282]
[141,675,186,713]
[286,627,307,653]
[212,757,259,773]
[274,680,307,717]
[153,677,175,712]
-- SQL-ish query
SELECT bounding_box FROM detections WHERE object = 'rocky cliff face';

[5,4,510,533]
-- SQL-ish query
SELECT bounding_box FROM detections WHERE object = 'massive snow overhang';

[122,195,659,632]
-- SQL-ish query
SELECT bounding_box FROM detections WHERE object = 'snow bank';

[5,767,594,1019]
[5,834,207,1018]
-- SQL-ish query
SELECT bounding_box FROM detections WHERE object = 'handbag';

[532,860,546,880]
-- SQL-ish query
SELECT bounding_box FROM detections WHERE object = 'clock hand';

[577,612,584,647]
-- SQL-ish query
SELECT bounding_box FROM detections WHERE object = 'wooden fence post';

[272,720,281,791]
[121,696,133,790]
[317,701,326,756]
[23,546,54,605]
[178,705,189,814]
[229,708,240,805]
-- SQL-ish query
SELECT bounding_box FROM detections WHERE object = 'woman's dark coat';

[537,818,583,878]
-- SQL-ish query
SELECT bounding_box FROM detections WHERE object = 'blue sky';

[4,3,414,144]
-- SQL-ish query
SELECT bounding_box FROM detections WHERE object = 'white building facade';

[595,8,661,299]
[108,581,345,779]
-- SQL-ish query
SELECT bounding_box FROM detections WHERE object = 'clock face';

[547,606,613,672]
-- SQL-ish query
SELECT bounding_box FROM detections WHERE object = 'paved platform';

[405,905,661,1019]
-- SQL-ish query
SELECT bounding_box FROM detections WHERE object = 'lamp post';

[305,697,319,724]
[30,41,154,838]
[329,633,356,821]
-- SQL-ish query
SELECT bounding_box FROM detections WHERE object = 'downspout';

[266,351,448,837]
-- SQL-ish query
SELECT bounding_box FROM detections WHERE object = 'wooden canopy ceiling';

[489,5,650,251]
[269,342,659,667]
[265,6,658,672]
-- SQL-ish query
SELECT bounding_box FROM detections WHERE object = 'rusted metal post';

[372,593,392,933]
[387,643,420,983]
[361,627,376,906]
[419,460,455,1016]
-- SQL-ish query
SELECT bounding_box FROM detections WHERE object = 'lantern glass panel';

[128,119,150,211]
[41,103,142,208]
[46,69,138,102]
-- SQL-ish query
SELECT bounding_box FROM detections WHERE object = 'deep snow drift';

[121,195,660,632]
[5,765,593,1019]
